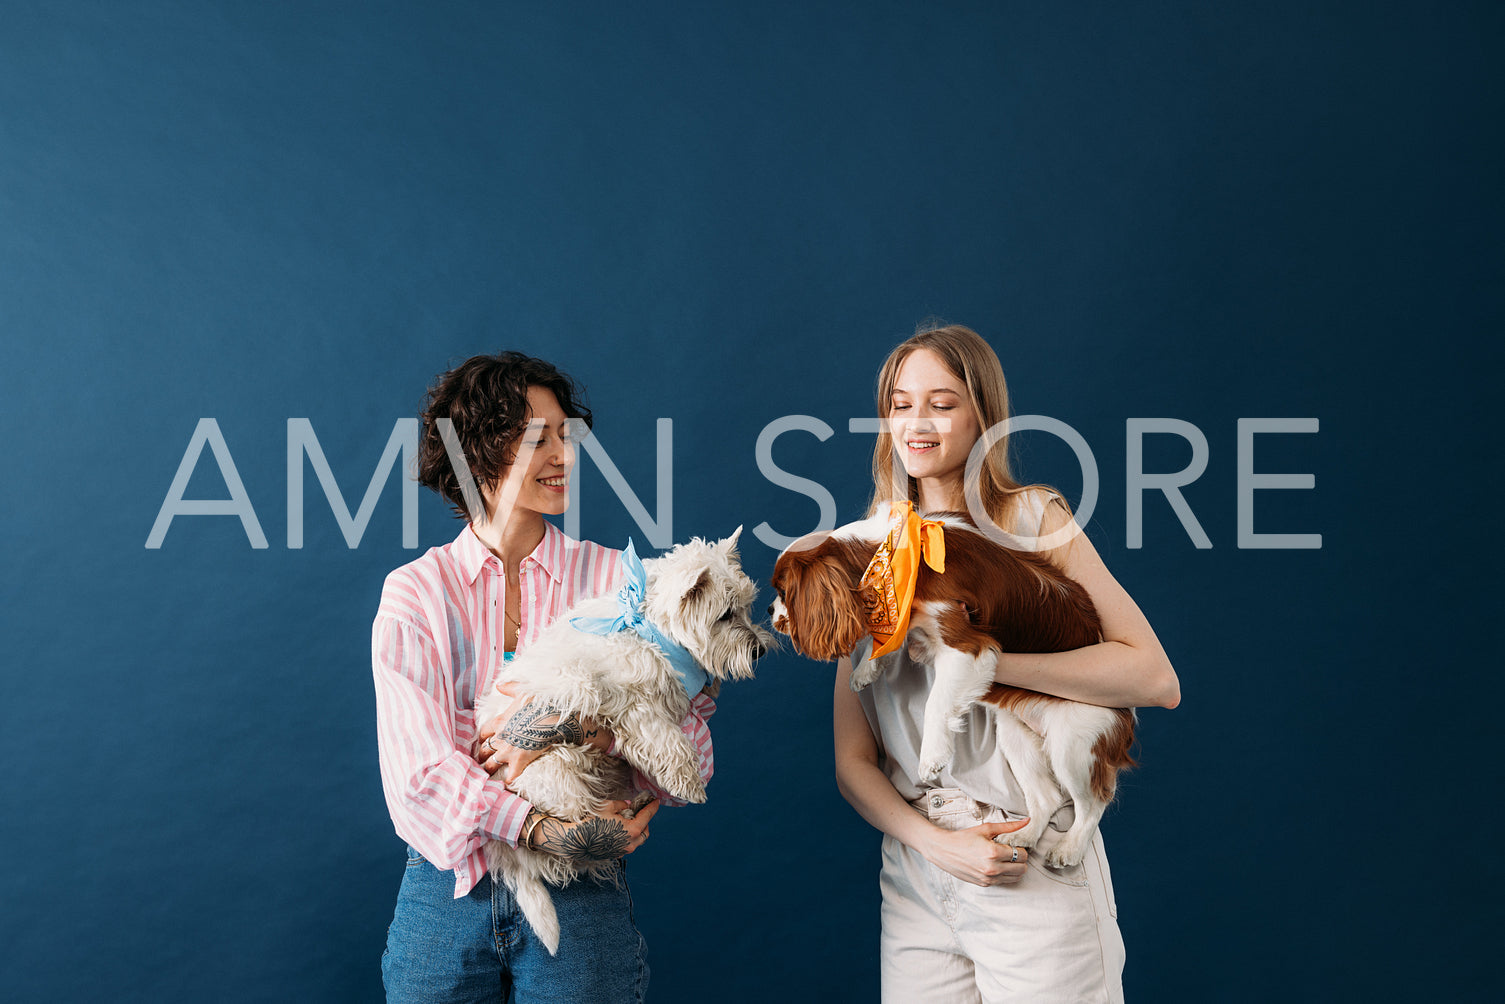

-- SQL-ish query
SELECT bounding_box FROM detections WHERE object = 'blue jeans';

[382,847,649,1003]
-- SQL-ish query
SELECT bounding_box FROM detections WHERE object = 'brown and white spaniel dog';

[769,504,1135,868]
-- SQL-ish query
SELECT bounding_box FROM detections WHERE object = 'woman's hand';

[476,683,614,785]
[522,799,659,863]
[918,818,1032,887]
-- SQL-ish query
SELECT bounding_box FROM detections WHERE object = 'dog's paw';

[851,650,902,691]
[916,735,954,783]
[916,755,947,784]
[1043,840,1086,870]
[995,820,1043,849]
[660,769,707,804]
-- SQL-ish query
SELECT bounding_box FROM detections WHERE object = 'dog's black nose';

[753,641,768,659]
[766,603,774,617]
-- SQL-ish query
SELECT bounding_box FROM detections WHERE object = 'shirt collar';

[531,522,566,584]
[453,521,566,586]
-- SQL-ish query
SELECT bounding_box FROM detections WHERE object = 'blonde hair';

[867,321,1070,531]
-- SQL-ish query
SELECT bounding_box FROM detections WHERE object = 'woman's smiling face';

[482,385,578,520]
[889,348,981,499]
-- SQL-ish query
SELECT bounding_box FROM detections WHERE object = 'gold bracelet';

[520,811,549,849]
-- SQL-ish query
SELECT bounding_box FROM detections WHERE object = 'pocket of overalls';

[1023,828,1091,888]
[1025,854,1090,888]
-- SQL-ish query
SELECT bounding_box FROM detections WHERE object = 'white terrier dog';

[473,528,771,954]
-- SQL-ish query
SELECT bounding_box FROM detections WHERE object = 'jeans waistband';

[910,787,1074,831]
[908,787,989,819]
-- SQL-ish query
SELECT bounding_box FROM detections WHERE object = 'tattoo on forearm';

[526,818,626,867]
[501,702,585,750]
[531,815,630,863]
[554,711,585,746]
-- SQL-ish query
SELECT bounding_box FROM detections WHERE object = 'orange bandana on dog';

[859,501,947,658]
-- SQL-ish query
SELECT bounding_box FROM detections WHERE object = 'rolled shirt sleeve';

[373,609,529,896]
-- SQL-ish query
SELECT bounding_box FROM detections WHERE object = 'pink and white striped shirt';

[372,521,716,898]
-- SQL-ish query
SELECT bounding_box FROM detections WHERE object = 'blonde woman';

[834,324,1180,1003]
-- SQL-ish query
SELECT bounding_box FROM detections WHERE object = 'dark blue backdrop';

[2,1,1498,1000]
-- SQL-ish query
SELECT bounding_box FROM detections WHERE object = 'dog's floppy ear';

[785,555,867,661]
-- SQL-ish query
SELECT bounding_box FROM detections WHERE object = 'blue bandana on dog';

[570,539,708,700]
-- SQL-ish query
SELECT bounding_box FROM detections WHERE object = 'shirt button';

[930,794,945,809]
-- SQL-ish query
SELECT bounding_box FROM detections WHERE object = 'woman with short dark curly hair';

[414,351,594,518]
[374,351,716,1002]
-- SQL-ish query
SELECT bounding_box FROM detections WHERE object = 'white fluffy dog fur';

[473,528,771,954]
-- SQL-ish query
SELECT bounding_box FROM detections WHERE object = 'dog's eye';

[718,608,735,622]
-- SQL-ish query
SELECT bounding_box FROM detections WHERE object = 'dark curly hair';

[416,352,594,519]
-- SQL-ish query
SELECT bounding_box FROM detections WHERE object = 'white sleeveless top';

[853,488,1074,825]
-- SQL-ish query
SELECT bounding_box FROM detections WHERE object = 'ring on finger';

[1010,848,1019,862]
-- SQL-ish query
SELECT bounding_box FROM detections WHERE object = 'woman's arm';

[992,498,1181,709]
[373,614,533,862]
[476,685,717,807]
[834,657,1029,887]
[476,686,615,784]
[520,799,658,864]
